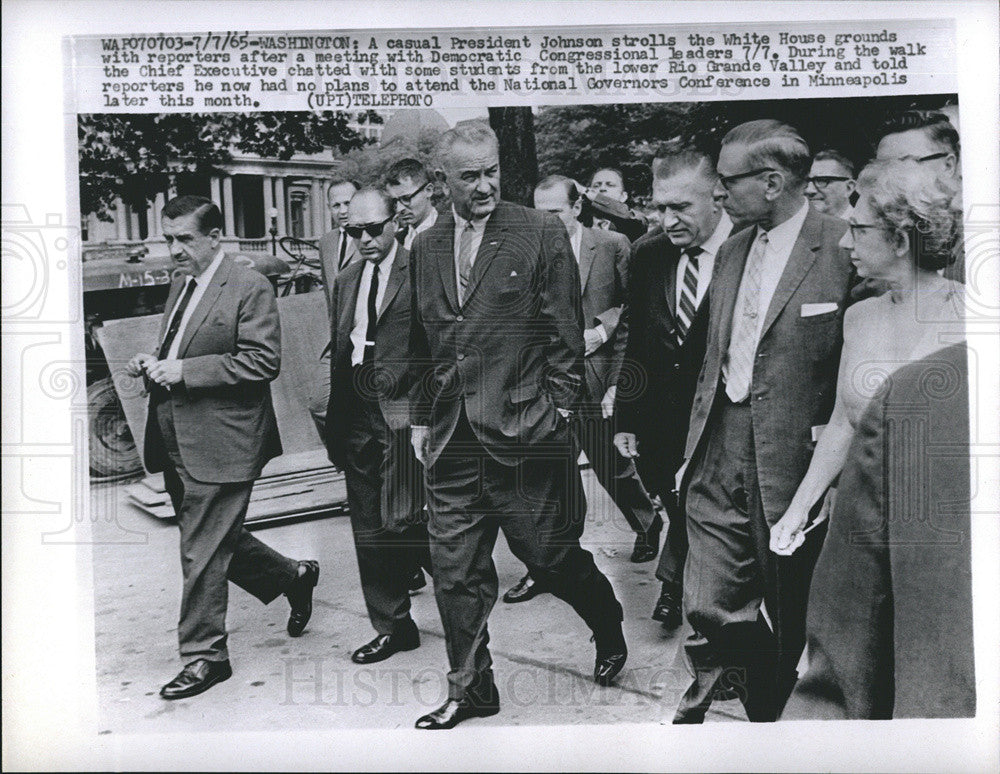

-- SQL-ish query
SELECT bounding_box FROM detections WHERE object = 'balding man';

[675,120,852,723]
[805,149,856,220]
[408,122,627,729]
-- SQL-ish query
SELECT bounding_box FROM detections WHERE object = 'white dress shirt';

[350,243,398,367]
[403,207,438,250]
[674,211,731,312]
[164,248,225,360]
[729,200,810,348]
[568,222,583,263]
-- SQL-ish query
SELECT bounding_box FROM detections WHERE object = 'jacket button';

[456,314,464,321]
[457,353,465,361]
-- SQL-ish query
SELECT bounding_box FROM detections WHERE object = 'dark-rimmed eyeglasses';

[345,217,395,240]
[718,167,776,190]
[391,183,431,207]
[848,222,888,239]
[807,175,852,189]
[885,151,952,164]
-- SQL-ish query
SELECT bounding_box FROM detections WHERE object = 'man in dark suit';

[613,148,734,629]
[308,178,360,436]
[675,120,853,722]
[408,122,627,729]
[783,343,975,720]
[126,195,319,700]
[499,176,660,604]
[323,188,433,664]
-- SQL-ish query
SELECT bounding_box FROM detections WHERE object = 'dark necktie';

[158,277,197,358]
[396,225,410,246]
[338,229,350,270]
[457,221,475,304]
[363,261,380,363]
[676,247,701,345]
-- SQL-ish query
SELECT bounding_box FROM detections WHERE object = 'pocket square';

[509,270,518,277]
[801,302,838,317]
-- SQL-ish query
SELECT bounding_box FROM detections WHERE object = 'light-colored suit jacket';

[684,207,852,525]
[143,255,282,483]
[578,226,630,402]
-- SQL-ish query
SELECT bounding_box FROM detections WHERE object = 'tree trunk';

[488,107,537,207]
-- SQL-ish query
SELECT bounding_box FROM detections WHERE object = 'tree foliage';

[78,111,378,219]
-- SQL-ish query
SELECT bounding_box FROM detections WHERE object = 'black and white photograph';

[3,2,998,772]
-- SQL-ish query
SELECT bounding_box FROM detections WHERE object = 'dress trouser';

[677,394,825,722]
[424,407,623,700]
[155,396,298,663]
[573,408,659,537]
[654,487,688,590]
[344,392,432,636]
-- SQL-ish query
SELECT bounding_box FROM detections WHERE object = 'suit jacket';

[684,207,852,525]
[616,230,730,490]
[143,255,282,483]
[578,226,630,402]
[318,227,359,311]
[324,247,414,468]
[784,343,975,719]
[409,200,584,467]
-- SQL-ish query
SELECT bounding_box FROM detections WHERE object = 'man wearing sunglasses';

[675,120,853,724]
[385,158,438,251]
[324,188,433,668]
[805,149,856,221]
[408,121,627,729]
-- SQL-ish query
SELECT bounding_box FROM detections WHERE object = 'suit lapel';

[714,228,757,354]
[462,209,508,305]
[662,239,679,318]
[378,248,407,321]
[337,262,364,363]
[158,277,186,341]
[578,227,597,292]
[434,209,460,312]
[176,256,230,357]
[760,210,821,339]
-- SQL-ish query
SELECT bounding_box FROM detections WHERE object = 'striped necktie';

[675,246,701,345]
[724,232,768,403]
[457,221,475,304]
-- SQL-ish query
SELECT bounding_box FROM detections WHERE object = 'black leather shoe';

[592,623,628,686]
[408,568,427,594]
[415,688,501,729]
[651,584,682,628]
[502,573,546,603]
[351,627,420,664]
[630,520,662,563]
[286,560,319,637]
[160,658,232,700]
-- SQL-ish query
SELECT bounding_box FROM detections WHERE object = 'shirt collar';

[452,206,489,231]
[696,211,732,258]
[414,207,438,235]
[758,199,809,253]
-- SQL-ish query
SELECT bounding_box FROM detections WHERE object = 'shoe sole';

[160,668,232,700]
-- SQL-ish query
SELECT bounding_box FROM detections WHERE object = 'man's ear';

[942,152,959,177]
[207,227,222,245]
[845,179,857,195]
[571,197,583,217]
[763,169,785,201]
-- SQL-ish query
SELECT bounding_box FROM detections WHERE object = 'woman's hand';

[770,504,810,556]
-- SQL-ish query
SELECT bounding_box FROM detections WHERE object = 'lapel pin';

[510,270,518,277]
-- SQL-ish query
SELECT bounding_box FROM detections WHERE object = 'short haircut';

[878,109,960,157]
[722,119,812,182]
[652,148,717,184]
[857,158,961,272]
[535,174,580,205]
[161,195,223,234]
[351,187,397,219]
[589,167,625,188]
[435,121,498,168]
[326,177,360,198]
[813,148,856,178]
[385,158,430,188]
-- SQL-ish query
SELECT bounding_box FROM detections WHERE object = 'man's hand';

[146,358,184,388]
[613,432,638,459]
[126,352,157,378]
[583,327,603,356]
[600,385,616,419]
[411,426,429,467]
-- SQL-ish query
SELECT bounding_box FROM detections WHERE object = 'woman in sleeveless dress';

[769,158,964,555]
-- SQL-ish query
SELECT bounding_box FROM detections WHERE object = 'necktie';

[724,232,768,403]
[676,246,701,345]
[363,261,380,363]
[338,229,349,270]
[158,277,197,359]
[457,221,475,304]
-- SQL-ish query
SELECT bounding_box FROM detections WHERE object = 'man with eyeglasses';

[674,120,853,723]
[614,148,733,631]
[323,188,433,666]
[875,109,963,281]
[385,158,438,251]
[805,149,856,220]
